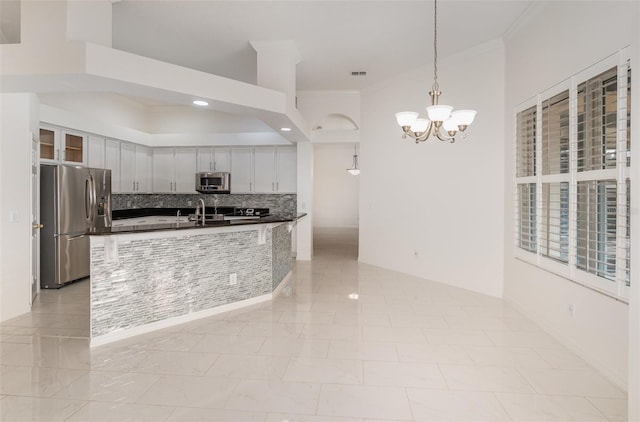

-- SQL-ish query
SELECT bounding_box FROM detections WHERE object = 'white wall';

[359,40,505,298]
[503,2,634,391]
[297,91,361,130]
[313,143,359,228]
[296,141,313,260]
[0,93,38,321]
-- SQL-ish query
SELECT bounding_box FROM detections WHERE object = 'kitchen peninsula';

[88,213,304,347]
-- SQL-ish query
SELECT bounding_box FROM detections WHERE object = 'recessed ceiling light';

[193,100,208,106]
[280,127,292,132]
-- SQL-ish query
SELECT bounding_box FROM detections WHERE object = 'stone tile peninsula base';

[89,222,293,347]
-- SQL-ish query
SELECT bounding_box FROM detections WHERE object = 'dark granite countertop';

[89,213,307,235]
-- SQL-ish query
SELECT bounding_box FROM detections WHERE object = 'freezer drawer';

[43,234,89,288]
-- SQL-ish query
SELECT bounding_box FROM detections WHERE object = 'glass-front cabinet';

[39,126,58,162]
[39,125,87,165]
[62,131,85,164]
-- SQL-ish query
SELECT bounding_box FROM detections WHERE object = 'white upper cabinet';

[134,145,150,193]
[230,146,297,194]
[153,148,196,193]
[87,136,105,168]
[121,142,150,193]
[196,148,212,172]
[275,146,297,193]
[105,139,121,193]
[152,148,174,193]
[253,146,297,193]
[196,147,231,173]
[253,147,276,193]
[213,148,231,172]
[231,148,253,193]
[174,148,197,193]
[120,142,136,193]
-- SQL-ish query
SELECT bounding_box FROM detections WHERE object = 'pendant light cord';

[432,0,439,93]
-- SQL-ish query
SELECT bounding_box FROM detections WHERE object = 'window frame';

[514,49,631,300]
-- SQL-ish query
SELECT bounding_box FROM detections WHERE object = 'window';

[514,53,630,299]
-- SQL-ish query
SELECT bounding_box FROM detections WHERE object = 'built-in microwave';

[195,172,230,194]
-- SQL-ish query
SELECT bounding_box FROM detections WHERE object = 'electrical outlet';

[569,304,576,316]
[187,200,192,206]
[229,273,237,285]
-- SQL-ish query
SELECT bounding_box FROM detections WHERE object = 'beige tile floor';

[0,228,629,421]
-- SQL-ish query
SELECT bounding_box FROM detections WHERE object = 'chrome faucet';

[195,198,206,226]
[176,209,181,223]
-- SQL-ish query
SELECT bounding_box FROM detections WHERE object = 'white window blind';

[577,68,618,172]
[517,183,537,253]
[542,91,570,175]
[517,107,536,177]
[576,180,617,281]
[541,182,569,263]
[514,52,631,300]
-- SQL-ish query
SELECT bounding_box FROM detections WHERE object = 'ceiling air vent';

[351,71,367,76]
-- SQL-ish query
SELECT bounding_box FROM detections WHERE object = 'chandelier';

[347,145,360,175]
[395,0,476,143]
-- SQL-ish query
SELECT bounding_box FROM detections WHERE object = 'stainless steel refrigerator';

[40,164,112,289]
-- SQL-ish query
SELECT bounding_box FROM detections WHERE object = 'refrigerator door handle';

[85,177,91,222]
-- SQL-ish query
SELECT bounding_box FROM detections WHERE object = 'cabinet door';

[105,139,121,193]
[120,142,136,193]
[276,146,297,193]
[61,130,86,165]
[213,147,231,172]
[39,126,59,162]
[230,148,253,193]
[87,136,105,168]
[152,148,174,193]
[174,148,197,193]
[135,146,150,192]
[196,148,212,172]
[253,147,276,193]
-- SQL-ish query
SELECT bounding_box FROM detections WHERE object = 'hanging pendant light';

[347,145,360,176]
[395,0,476,143]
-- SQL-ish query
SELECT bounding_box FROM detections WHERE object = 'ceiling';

[112,0,533,92]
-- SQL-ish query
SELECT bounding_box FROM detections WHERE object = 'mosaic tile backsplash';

[90,223,292,338]
[113,193,297,217]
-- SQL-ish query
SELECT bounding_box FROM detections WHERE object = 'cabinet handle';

[132,181,135,191]
[250,182,252,192]
[136,181,139,191]
[276,182,279,191]
[272,182,274,191]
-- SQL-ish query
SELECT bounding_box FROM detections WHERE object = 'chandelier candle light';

[395,0,476,143]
